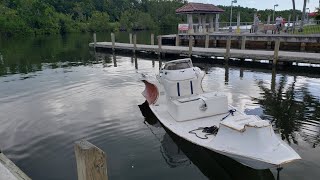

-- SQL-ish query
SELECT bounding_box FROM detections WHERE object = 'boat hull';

[148,104,300,170]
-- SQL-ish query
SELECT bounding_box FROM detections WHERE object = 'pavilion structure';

[176,3,224,34]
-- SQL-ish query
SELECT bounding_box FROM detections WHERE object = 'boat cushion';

[220,115,270,132]
[168,92,229,122]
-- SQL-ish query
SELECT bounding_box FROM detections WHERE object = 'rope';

[188,109,237,139]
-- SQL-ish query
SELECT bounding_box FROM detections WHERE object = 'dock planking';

[89,42,320,64]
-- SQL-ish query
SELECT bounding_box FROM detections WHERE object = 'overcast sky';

[189,0,320,12]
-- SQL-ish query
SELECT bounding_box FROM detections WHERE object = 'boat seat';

[220,115,270,132]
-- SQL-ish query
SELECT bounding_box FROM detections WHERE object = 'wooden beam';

[75,140,108,180]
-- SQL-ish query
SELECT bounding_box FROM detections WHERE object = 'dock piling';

[111,33,115,51]
[273,38,281,65]
[175,34,180,46]
[151,34,154,45]
[241,36,246,50]
[189,35,194,57]
[75,140,108,180]
[158,36,162,57]
[225,36,231,61]
[300,42,306,51]
[133,34,137,54]
[205,34,209,48]
[93,33,97,48]
[129,33,133,44]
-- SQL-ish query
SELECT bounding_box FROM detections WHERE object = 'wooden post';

[225,36,231,61]
[133,34,137,54]
[205,34,209,48]
[213,39,217,48]
[111,33,115,51]
[241,36,246,50]
[300,42,306,51]
[74,140,108,180]
[175,34,180,46]
[273,39,280,65]
[188,35,193,57]
[151,33,154,45]
[93,33,97,48]
[129,33,133,44]
[157,36,162,57]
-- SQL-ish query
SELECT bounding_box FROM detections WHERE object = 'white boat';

[141,58,301,170]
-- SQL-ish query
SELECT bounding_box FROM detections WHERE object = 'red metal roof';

[176,3,224,14]
[308,12,318,17]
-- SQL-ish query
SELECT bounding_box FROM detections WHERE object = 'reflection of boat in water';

[139,101,275,180]
[140,58,301,170]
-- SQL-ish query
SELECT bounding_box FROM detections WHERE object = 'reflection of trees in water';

[254,75,320,147]
[0,34,96,77]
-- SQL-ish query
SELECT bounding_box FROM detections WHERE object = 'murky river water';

[0,33,320,180]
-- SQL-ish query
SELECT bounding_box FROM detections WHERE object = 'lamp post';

[306,8,310,23]
[230,0,237,27]
[273,4,279,23]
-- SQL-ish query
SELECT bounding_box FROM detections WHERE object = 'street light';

[230,0,237,27]
[306,8,310,23]
[273,4,279,23]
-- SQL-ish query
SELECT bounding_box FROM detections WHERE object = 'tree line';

[1,0,318,37]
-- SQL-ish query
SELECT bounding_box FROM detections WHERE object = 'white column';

[187,14,194,34]
[202,15,207,33]
[267,15,271,24]
[209,15,214,33]
[215,14,220,32]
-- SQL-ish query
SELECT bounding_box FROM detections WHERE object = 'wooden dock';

[89,42,320,64]
[0,152,31,180]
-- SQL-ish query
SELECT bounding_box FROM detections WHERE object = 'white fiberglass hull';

[141,58,300,170]
[148,102,301,170]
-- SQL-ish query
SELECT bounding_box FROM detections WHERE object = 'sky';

[189,0,320,12]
